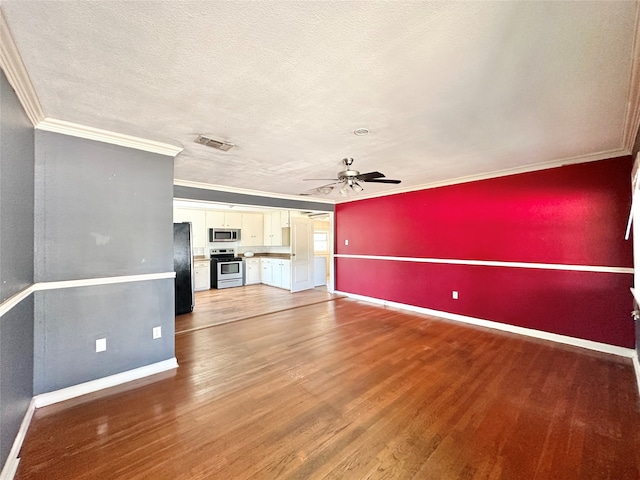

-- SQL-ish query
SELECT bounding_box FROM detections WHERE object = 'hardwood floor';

[15,297,640,479]
[176,285,340,333]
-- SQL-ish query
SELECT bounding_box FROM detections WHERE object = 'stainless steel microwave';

[209,228,241,242]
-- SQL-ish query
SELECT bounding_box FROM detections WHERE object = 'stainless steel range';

[210,248,244,289]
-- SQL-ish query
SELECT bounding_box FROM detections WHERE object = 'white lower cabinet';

[272,261,283,287]
[194,260,210,291]
[245,258,261,285]
[280,260,291,290]
[261,258,274,285]
[260,258,291,290]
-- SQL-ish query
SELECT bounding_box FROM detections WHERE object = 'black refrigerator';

[173,222,194,315]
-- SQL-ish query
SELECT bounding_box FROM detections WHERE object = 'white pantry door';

[290,217,315,292]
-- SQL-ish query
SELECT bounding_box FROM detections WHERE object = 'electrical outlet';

[152,326,162,339]
[452,291,459,300]
[96,338,107,352]
[345,239,349,246]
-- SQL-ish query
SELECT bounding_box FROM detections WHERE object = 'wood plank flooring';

[15,297,640,479]
[176,285,340,333]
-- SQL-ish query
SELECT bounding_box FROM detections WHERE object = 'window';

[314,231,329,253]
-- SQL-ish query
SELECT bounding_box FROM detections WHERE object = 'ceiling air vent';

[195,135,235,151]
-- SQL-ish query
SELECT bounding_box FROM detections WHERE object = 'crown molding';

[336,148,631,203]
[36,118,183,157]
[1,9,182,158]
[173,179,336,205]
[623,2,640,152]
[0,9,45,126]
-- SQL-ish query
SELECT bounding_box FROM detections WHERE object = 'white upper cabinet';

[280,210,290,227]
[263,211,284,246]
[262,211,292,246]
[206,211,224,229]
[226,212,242,228]
[206,211,242,229]
[178,206,294,247]
[241,213,264,246]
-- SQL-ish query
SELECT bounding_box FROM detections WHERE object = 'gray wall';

[35,133,174,281]
[0,71,35,467]
[33,131,176,395]
[34,281,173,393]
[0,300,34,464]
[174,185,335,212]
[1,76,34,300]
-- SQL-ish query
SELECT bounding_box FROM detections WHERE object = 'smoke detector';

[195,135,235,151]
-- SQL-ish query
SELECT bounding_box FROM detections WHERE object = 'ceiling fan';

[304,158,401,196]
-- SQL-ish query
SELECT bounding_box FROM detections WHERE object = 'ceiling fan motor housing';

[338,169,360,180]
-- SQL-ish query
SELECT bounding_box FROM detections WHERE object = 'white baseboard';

[633,353,640,397]
[335,291,637,359]
[0,398,35,480]
[33,357,178,408]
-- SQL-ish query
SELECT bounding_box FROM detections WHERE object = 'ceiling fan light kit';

[351,181,364,193]
[339,177,364,196]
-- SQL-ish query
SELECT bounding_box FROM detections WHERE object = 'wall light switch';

[96,338,107,352]
[152,326,162,339]
[452,291,459,300]
[345,239,349,246]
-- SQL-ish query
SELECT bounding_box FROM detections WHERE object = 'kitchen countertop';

[194,254,293,260]
[242,253,292,260]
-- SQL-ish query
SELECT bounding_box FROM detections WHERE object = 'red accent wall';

[335,157,634,348]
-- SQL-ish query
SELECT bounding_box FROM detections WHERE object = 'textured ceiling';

[2,1,639,201]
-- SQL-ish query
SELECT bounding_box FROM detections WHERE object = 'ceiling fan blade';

[364,178,401,184]
[356,171,385,181]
